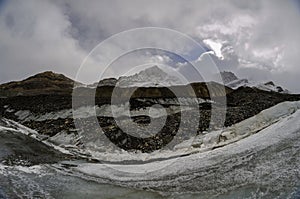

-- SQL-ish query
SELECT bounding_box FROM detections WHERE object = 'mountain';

[219,71,238,84]
[0,69,232,99]
[0,71,77,97]
[89,66,183,88]
[0,68,290,104]
[256,81,289,93]
[0,69,300,153]
[220,71,289,93]
[117,65,182,87]
[88,78,117,87]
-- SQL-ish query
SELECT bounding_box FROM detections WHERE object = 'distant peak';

[136,65,166,75]
[116,65,182,87]
[220,71,238,84]
[0,70,76,97]
[32,71,63,78]
[26,71,73,82]
[33,71,58,76]
[264,81,275,87]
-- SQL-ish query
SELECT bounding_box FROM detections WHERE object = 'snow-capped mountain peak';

[116,65,183,87]
[220,71,238,84]
[220,71,289,93]
[88,66,183,88]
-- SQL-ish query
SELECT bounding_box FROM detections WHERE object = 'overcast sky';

[0,0,300,92]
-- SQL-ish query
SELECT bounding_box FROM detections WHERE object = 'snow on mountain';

[220,71,249,88]
[93,65,289,93]
[219,71,238,84]
[91,65,181,88]
[220,71,289,93]
[116,65,182,87]
[255,81,289,93]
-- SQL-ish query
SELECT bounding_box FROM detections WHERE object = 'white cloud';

[0,0,93,81]
[0,0,299,92]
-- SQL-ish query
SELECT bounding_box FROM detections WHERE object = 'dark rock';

[1,72,300,153]
[0,128,71,166]
[264,81,275,87]
[0,71,76,97]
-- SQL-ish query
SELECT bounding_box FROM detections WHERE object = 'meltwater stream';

[1,101,300,198]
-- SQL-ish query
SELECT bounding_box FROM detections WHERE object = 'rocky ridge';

[0,69,300,153]
[220,71,289,93]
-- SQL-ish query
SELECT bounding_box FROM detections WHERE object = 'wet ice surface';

[1,101,300,198]
[1,137,300,199]
[0,164,164,199]
[65,107,300,197]
[1,162,299,199]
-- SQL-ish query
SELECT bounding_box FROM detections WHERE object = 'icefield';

[1,101,300,198]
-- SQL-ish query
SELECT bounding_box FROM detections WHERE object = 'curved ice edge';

[69,100,300,163]
[176,100,300,151]
[0,118,72,155]
[70,100,300,181]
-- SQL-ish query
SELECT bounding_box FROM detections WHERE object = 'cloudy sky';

[0,0,300,92]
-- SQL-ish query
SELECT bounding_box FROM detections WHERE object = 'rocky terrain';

[0,118,72,166]
[0,71,77,97]
[220,71,289,93]
[89,66,183,88]
[1,69,300,155]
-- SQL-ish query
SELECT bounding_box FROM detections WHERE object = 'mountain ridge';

[0,71,77,97]
[220,71,289,93]
[0,67,291,99]
[0,68,232,98]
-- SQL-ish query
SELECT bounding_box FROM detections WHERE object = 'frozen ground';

[1,101,300,198]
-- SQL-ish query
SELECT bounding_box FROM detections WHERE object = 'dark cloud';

[0,0,299,92]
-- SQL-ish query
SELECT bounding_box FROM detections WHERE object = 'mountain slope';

[0,71,76,97]
[89,66,183,88]
[220,71,289,93]
[0,69,232,99]
[117,66,182,87]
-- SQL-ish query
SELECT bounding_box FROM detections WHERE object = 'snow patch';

[0,118,72,155]
[220,71,289,93]
[15,101,205,122]
[117,65,183,87]
[71,100,300,164]
[188,101,300,150]
[14,165,42,174]
[72,101,300,180]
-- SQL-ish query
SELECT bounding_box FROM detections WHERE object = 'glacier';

[1,101,300,198]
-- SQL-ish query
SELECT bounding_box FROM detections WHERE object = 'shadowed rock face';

[94,82,231,101]
[0,119,71,166]
[220,71,239,84]
[0,71,76,97]
[98,114,181,152]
